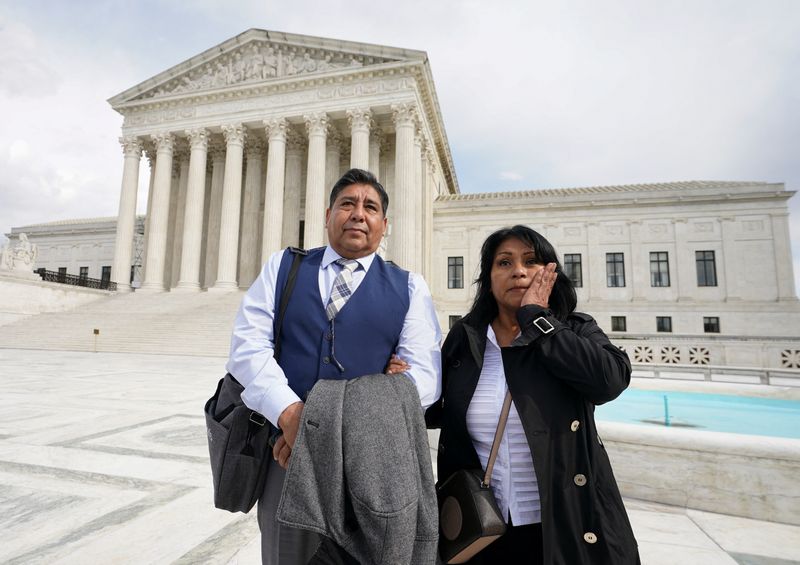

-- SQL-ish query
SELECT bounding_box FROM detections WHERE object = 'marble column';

[369,127,382,177]
[771,213,797,301]
[176,128,209,291]
[585,222,600,301]
[630,221,645,300]
[325,126,343,191]
[282,128,304,249]
[347,107,371,170]
[239,137,264,287]
[163,158,181,289]
[140,147,157,281]
[140,132,175,291]
[213,123,247,291]
[261,118,288,262]
[421,147,435,281]
[303,113,328,249]
[203,142,226,288]
[111,136,143,292]
[391,103,418,271]
[170,150,190,288]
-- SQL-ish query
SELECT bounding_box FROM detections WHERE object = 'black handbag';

[204,247,305,513]
[437,392,512,563]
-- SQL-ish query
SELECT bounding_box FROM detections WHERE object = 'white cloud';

[499,171,523,181]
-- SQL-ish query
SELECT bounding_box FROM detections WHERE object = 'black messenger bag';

[204,247,305,513]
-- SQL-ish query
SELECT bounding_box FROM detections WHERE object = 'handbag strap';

[273,247,306,362]
[482,391,513,487]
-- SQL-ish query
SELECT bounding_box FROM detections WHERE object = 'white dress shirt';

[466,325,541,525]
[226,246,442,427]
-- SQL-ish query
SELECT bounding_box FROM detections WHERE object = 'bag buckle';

[533,316,554,334]
[249,411,266,426]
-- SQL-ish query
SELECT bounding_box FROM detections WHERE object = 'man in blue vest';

[226,168,442,564]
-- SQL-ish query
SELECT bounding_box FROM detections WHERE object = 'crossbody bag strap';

[482,391,513,487]
[273,247,306,362]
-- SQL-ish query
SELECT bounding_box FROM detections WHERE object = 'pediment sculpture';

[139,42,389,100]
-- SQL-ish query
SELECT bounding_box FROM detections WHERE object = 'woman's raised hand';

[521,262,558,309]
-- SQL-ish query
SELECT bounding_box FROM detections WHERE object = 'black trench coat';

[426,305,640,565]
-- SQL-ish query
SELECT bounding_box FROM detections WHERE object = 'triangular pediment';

[109,29,425,106]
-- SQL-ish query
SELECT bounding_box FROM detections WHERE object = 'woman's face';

[490,237,545,313]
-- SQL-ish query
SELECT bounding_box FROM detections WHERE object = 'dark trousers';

[467,521,543,565]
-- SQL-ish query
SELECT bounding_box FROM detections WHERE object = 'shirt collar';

[321,246,376,272]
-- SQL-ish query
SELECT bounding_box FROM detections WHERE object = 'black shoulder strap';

[274,248,306,362]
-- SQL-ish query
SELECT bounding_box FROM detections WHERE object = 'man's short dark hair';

[329,169,389,216]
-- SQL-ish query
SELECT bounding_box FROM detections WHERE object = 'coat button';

[574,473,587,486]
[323,356,330,364]
[570,420,580,432]
[325,332,332,341]
[583,532,597,544]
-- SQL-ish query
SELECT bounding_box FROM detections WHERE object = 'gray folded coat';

[277,373,439,565]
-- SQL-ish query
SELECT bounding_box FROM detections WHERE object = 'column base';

[173,281,203,292]
[209,281,239,292]
[138,282,167,293]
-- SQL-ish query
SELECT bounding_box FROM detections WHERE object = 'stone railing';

[630,363,800,387]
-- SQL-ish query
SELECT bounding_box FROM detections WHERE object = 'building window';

[649,252,670,287]
[656,316,672,333]
[298,221,305,249]
[696,250,717,287]
[704,316,720,333]
[130,265,135,284]
[101,266,111,288]
[448,315,462,329]
[58,267,67,283]
[79,266,89,281]
[563,253,582,287]
[611,316,627,332]
[448,256,464,289]
[606,253,625,287]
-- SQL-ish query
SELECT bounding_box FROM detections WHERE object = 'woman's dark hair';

[468,225,577,325]
[329,168,389,216]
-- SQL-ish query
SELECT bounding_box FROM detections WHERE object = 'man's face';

[325,183,387,259]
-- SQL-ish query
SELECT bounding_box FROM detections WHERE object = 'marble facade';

[107,28,455,293]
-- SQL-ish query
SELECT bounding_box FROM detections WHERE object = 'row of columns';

[112,103,435,292]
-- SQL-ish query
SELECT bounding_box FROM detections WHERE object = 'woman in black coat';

[426,225,639,564]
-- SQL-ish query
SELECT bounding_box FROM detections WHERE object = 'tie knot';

[336,258,358,272]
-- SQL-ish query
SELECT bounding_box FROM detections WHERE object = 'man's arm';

[226,249,303,429]
[393,273,442,410]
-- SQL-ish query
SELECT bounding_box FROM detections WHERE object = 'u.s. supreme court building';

[6,28,800,374]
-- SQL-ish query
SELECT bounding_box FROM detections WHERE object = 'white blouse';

[465,325,541,525]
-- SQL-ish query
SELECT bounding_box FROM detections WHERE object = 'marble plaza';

[0,347,798,565]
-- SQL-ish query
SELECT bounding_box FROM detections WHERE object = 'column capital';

[414,130,426,150]
[286,127,305,152]
[208,140,226,162]
[346,107,373,132]
[264,117,289,142]
[144,145,157,166]
[119,136,143,158]
[186,128,209,151]
[425,148,437,173]
[245,137,266,158]
[370,126,385,146]
[222,123,247,147]
[327,124,344,149]
[151,132,175,153]
[391,102,419,127]
[304,113,330,137]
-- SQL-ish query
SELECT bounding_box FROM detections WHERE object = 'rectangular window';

[656,316,672,333]
[448,315,462,329]
[606,253,625,287]
[79,266,89,281]
[58,267,67,283]
[611,316,627,332]
[704,316,720,333]
[649,252,670,287]
[130,265,135,284]
[696,250,717,287]
[563,253,583,287]
[448,256,464,289]
[101,266,111,282]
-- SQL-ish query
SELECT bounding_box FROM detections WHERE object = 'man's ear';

[382,216,388,236]
[325,208,331,226]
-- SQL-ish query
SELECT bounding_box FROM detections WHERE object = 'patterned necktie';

[326,258,358,321]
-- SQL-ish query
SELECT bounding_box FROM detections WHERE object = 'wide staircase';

[0,290,246,356]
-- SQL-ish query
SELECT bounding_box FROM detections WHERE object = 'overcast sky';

[1,0,799,287]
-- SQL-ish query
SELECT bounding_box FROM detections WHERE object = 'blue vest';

[275,247,410,400]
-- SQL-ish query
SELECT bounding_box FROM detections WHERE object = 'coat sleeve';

[510,305,632,405]
[424,322,463,429]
